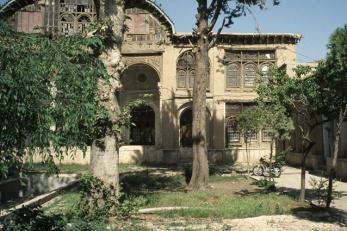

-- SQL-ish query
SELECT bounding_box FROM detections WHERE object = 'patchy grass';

[43,169,302,221]
[43,188,80,215]
[153,192,299,219]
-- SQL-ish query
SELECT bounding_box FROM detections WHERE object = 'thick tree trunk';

[326,105,347,208]
[188,0,209,190]
[90,0,125,190]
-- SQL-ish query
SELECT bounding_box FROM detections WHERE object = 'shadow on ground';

[291,206,347,227]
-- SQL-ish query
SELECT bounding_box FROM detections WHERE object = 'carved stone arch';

[122,55,162,78]
[177,102,211,119]
[120,63,160,91]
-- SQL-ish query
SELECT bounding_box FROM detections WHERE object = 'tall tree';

[314,25,347,208]
[189,0,279,190]
[89,0,125,189]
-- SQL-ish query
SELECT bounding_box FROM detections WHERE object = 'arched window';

[124,7,165,42]
[176,51,210,89]
[179,108,192,147]
[77,15,91,32]
[244,63,257,87]
[60,14,75,35]
[130,105,155,145]
[59,0,95,35]
[226,63,240,88]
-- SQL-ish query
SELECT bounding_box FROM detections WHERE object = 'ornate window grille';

[58,0,96,35]
[176,51,210,89]
[224,50,276,89]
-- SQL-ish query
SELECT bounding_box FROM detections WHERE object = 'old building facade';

[4,0,302,165]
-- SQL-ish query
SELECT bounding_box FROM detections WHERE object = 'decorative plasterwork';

[122,55,162,76]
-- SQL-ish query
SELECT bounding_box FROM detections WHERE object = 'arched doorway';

[130,105,155,145]
[180,108,192,147]
[120,63,160,146]
[179,107,211,147]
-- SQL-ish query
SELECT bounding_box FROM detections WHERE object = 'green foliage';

[234,68,295,147]
[314,25,347,119]
[256,178,275,191]
[309,176,328,207]
[309,175,341,207]
[78,174,143,221]
[113,95,152,135]
[1,206,66,231]
[0,21,108,179]
[275,150,287,167]
[234,107,265,141]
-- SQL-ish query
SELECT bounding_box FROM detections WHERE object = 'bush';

[256,178,276,191]
[309,174,341,207]
[77,174,144,221]
[1,206,66,231]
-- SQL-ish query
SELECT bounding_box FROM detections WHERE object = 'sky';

[155,0,347,63]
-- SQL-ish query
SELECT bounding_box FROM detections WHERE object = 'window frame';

[225,102,261,147]
[224,50,276,90]
[176,50,210,90]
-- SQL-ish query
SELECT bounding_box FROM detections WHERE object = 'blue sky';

[156,0,347,63]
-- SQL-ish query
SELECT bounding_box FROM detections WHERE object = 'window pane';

[226,119,240,144]
[244,63,256,87]
[226,103,241,117]
[177,70,186,88]
[242,51,258,60]
[262,127,273,142]
[246,132,258,142]
[226,63,240,88]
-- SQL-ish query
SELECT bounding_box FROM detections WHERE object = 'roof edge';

[144,0,175,34]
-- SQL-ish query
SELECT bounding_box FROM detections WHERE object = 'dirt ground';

[210,178,261,195]
[129,214,347,231]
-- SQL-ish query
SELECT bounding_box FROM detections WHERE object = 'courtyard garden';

[6,164,303,230]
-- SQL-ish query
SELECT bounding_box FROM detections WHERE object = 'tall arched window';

[130,105,155,145]
[226,63,240,88]
[176,51,210,89]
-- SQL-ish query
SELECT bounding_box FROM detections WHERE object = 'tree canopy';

[0,21,108,179]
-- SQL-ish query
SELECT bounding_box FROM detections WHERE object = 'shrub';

[256,178,276,191]
[1,206,66,231]
[78,174,144,221]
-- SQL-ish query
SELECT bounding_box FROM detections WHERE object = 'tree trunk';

[90,0,125,190]
[188,0,209,190]
[326,105,347,208]
[299,142,314,203]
